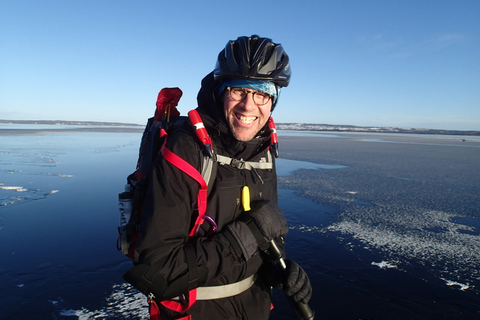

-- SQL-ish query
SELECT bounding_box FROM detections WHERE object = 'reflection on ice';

[276,158,348,176]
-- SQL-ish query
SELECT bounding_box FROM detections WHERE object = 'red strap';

[149,296,194,320]
[148,299,161,320]
[160,289,197,312]
[149,291,196,320]
[161,143,207,237]
[158,136,206,317]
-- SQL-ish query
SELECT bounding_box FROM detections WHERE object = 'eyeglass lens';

[228,88,270,105]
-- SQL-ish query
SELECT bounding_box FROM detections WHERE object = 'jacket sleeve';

[134,131,265,292]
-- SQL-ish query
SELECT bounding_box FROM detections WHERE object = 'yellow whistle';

[242,186,251,211]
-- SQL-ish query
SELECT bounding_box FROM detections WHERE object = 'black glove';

[244,200,288,241]
[284,260,312,304]
[223,200,288,262]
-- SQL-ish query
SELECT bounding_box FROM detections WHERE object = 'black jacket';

[135,72,282,319]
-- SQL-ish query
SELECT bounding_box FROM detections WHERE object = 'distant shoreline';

[277,123,480,136]
[1,119,479,136]
[0,119,143,127]
[0,120,144,136]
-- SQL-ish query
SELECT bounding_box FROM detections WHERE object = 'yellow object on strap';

[242,186,251,211]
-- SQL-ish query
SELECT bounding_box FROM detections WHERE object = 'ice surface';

[327,208,480,289]
[1,128,479,319]
[278,132,480,299]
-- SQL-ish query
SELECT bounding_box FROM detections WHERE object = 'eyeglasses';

[226,87,272,106]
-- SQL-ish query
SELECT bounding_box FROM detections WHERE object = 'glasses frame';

[226,87,272,106]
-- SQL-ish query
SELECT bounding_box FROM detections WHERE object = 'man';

[126,35,312,319]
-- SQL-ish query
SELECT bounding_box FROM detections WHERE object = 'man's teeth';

[238,115,257,124]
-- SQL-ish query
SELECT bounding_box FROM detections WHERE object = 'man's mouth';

[236,114,257,125]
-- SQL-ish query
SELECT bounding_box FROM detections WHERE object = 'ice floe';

[371,261,398,269]
[443,279,470,291]
[56,174,73,178]
[327,208,480,286]
[55,283,149,319]
[0,186,60,206]
[0,186,28,192]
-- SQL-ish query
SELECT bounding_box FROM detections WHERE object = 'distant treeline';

[2,120,479,136]
[0,120,142,127]
[276,123,480,136]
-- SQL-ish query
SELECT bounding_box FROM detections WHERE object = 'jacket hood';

[196,72,225,125]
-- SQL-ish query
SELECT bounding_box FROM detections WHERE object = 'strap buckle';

[230,158,246,169]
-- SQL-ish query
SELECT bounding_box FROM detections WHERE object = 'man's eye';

[256,93,268,99]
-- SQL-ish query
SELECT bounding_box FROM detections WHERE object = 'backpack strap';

[160,142,208,238]
[200,151,216,191]
[268,117,279,158]
[188,110,213,158]
[158,140,206,316]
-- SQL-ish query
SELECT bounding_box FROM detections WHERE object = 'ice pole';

[268,240,315,320]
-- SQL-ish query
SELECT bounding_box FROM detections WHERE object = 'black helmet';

[213,35,291,87]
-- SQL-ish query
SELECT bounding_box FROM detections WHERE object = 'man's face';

[223,87,273,142]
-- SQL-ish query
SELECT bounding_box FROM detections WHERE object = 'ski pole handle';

[268,240,315,320]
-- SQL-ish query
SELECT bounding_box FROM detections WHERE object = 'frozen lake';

[0,126,479,319]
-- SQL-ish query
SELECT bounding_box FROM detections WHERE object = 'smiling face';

[223,88,273,142]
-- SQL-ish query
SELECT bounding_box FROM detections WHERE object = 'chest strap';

[215,151,273,170]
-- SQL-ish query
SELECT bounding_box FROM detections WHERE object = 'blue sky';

[1,0,479,130]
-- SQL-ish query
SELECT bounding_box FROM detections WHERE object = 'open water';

[0,125,479,319]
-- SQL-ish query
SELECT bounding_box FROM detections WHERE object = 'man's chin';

[231,128,257,142]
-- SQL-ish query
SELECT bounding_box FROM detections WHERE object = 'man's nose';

[241,92,257,110]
